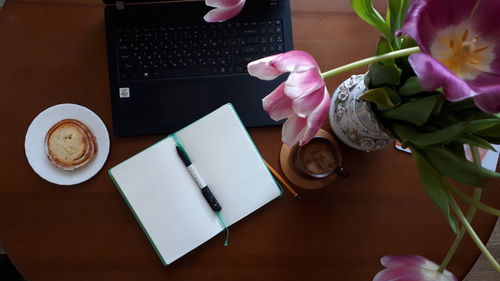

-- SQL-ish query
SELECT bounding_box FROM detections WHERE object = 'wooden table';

[1,0,499,280]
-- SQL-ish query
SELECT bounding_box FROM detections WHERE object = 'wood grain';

[0,0,499,280]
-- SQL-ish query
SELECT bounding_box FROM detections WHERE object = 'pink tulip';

[374,255,458,281]
[398,0,500,113]
[204,0,246,22]
[248,51,330,146]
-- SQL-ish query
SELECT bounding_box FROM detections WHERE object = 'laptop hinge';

[116,1,125,10]
[269,0,279,6]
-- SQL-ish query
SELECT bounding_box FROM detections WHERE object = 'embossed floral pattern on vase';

[329,74,393,152]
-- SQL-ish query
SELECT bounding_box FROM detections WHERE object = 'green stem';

[320,47,420,79]
[437,188,481,273]
[449,196,500,272]
[471,145,482,165]
[446,184,500,217]
[437,146,485,273]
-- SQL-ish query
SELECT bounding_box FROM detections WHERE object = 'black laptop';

[104,0,293,136]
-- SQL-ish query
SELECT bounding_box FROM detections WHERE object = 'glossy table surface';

[1,0,499,280]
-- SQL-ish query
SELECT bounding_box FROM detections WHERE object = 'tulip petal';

[271,50,319,73]
[373,266,456,281]
[374,267,428,281]
[262,83,294,121]
[473,90,500,114]
[470,0,500,39]
[203,0,245,22]
[423,0,475,29]
[408,53,447,90]
[381,255,439,271]
[292,86,326,118]
[248,54,286,80]
[378,255,458,281]
[249,50,328,146]
[248,51,320,81]
[281,115,308,146]
[399,0,477,53]
[285,69,324,99]
[409,53,475,102]
[397,0,435,52]
[205,0,241,7]
[469,72,500,107]
[299,90,330,146]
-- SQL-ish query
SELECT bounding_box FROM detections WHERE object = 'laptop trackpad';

[158,83,218,125]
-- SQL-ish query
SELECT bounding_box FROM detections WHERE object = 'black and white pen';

[175,145,222,212]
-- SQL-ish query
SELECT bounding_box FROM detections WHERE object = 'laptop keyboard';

[116,20,285,81]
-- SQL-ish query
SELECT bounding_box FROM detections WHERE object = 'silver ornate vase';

[328,74,393,152]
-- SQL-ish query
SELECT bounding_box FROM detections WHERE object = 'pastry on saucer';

[45,119,97,170]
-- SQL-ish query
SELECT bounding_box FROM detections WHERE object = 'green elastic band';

[216,212,229,247]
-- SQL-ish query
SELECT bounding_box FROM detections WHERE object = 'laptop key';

[120,54,131,61]
[247,36,259,44]
[236,65,245,73]
[241,46,259,54]
[120,73,129,80]
[243,28,258,35]
[160,67,211,78]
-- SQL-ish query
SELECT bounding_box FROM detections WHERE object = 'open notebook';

[109,104,282,265]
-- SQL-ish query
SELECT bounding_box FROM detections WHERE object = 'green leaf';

[376,37,396,67]
[399,76,425,96]
[424,147,500,187]
[350,0,391,40]
[382,95,441,126]
[423,147,484,187]
[401,0,410,21]
[468,119,500,133]
[457,135,497,151]
[360,87,400,111]
[474,123,500,138]
[433,113,463,126]
[391,123,418,146]
[444,141,466,158]
[481,136,500,144]
[412,148,458,234]
[387,0,409,48]
[393,122,468,146]
[401,36,417,49]
[449,213,460,235]
[367,62,402,87]
[431,95,446,115]
[443,98,477,112]
[394,37,416,76]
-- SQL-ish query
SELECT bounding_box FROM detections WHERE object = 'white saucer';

[25,104,110,185]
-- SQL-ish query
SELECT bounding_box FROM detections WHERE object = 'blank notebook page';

[109,104,281,265]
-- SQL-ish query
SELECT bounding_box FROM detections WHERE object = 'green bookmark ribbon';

[216,212,229,246]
